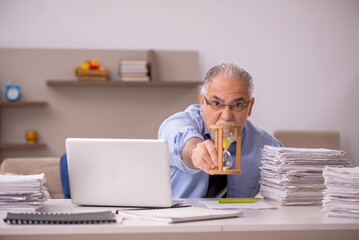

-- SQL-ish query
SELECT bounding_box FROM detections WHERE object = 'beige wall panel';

[0,49,201,161]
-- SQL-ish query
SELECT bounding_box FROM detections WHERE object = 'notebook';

[66,138,174,207]
[116,207,242,223]
[3,211,118,224]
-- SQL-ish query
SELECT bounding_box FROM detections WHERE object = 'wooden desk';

[0,199,358,240]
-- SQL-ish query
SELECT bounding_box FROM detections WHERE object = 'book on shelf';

[121,76,150,82]
[120,60,148,66]
[118,59,150,81]
[120,73,149,78]
[119,67,149,73]
[116,206,242,223]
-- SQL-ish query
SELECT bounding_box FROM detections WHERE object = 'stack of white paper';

[0,173,48,212]
[322,166,359,218]
[259,145,350,206]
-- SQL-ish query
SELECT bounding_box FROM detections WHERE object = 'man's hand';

[181,138,218,174]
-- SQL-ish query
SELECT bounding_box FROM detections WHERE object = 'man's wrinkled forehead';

[208,76,250,93]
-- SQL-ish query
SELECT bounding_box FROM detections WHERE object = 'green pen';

[218,199,258,203]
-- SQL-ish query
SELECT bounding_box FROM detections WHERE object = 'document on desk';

[0,173,48,212]
[199,200,277,210]
[259,145,350,206]
[116,207,242,223]
[323,166,359,218]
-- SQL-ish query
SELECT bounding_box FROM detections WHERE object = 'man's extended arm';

[181,137,218,174]
[158,105,218,174]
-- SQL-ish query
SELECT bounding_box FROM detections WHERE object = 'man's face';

[200,75,255,131]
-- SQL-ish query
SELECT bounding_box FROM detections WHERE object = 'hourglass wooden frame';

[209,125,242,175]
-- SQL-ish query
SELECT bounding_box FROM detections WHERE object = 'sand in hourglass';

[222,138,233,170]
[223,138,232,149]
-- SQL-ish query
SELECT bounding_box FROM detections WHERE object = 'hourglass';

[209,125,242,175]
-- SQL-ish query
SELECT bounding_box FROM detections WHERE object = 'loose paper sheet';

[199,200,276,210]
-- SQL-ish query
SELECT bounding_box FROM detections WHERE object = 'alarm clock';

[5,83,21,102]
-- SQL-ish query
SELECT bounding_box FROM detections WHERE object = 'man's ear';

[200,94,205,112]
[247,98,255,117]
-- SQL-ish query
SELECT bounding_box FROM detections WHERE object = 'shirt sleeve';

[158,105,205,175]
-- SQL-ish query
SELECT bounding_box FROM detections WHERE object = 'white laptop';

[66,138,174,207]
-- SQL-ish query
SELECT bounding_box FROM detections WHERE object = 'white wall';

[0,0,358,165]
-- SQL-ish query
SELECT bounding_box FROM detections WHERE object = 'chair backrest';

[0,157,64,199]
[273,130,340,150]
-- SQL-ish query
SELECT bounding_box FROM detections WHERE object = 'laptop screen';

[66,138,173,207]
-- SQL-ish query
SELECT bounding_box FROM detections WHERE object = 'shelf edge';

[46,80,202,87]
[0,143,47,150]
[0,101,47,107]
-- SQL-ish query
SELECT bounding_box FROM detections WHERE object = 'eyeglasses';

[204,96,251,112]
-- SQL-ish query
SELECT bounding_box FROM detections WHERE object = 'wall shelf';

[0,101,47,151]
[0,143,46,150]
[46,80,202,87]
[0,101,47,107]
[46,49,201,88]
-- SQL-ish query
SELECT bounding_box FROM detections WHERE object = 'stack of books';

[118,60,150,82]
[260,145,350,206]
[0,173,48,212]
[322,166,359,218]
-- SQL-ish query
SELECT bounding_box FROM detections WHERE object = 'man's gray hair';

[201,63,254,98]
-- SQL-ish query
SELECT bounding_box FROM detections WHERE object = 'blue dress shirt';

[158,104,283,198]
